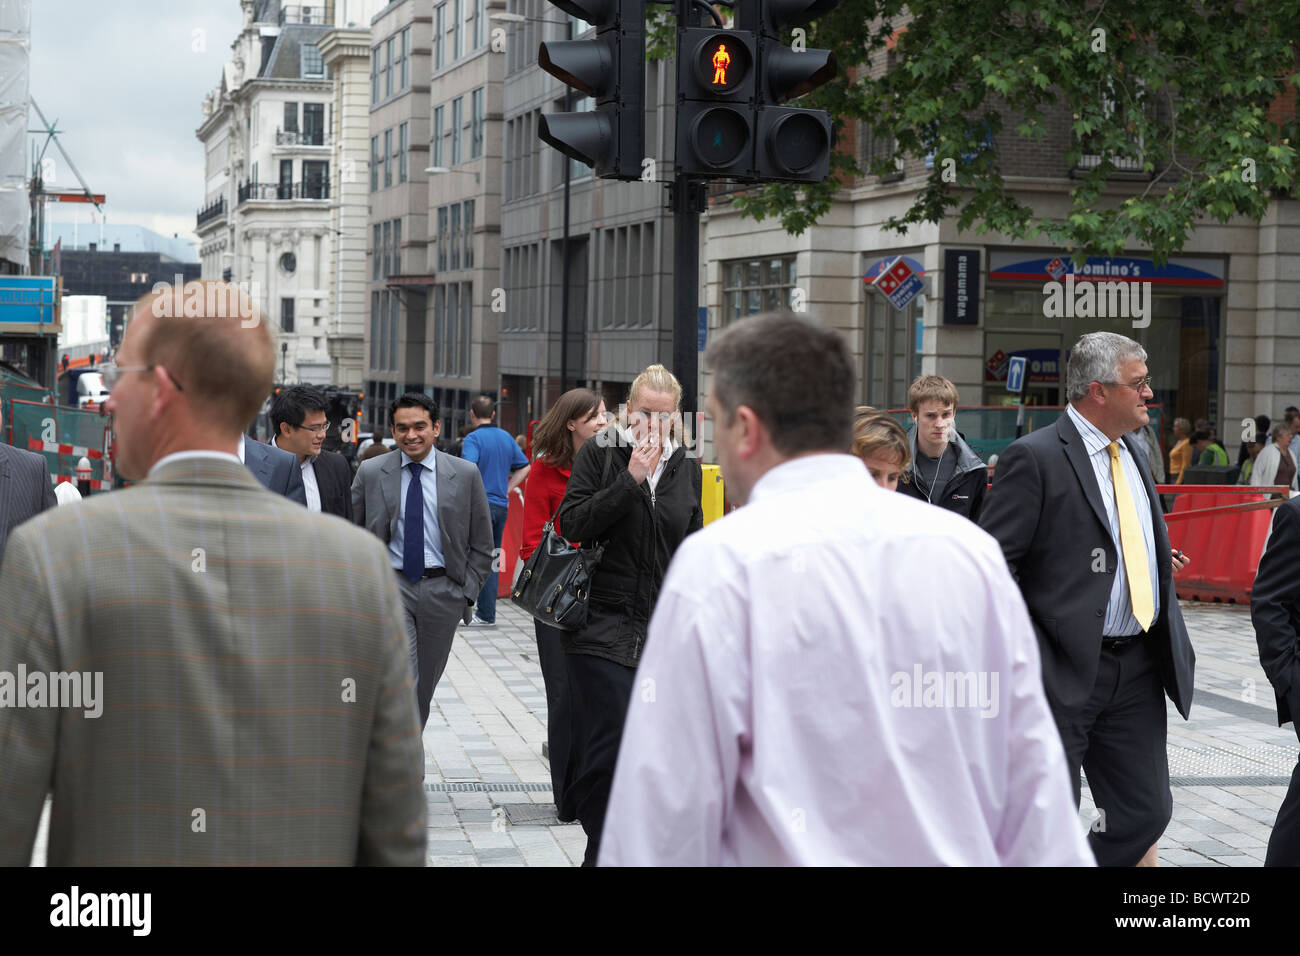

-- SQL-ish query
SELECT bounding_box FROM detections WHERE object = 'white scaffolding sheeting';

[0,0,31,271]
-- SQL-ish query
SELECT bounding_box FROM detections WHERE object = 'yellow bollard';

[701,463,725,525]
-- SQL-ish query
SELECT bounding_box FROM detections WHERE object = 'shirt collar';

[401,449,436,471]
[748,453,868,504]
[149,449,243,477]
[1067,404,1115,457]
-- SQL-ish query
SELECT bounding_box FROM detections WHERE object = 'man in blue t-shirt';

[461,395,530,625]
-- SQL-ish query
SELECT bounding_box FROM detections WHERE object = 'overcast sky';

[30,1,244,246]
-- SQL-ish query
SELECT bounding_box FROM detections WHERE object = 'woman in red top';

[520,388,607,821]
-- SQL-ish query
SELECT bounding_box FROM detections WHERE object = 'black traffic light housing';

[675,27,759,177]
[538,0,646,180]
[741,0,840,183]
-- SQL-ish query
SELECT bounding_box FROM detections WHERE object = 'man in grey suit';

[352,392,494,729]
[0,407,58,569]
[240,431,307,505]
[0,280,426,866]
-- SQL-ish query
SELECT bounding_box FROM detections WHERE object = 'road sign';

[874,257,924,310]
[1006,355,1027,394]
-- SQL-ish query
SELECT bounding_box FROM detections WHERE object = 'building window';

[446,283,459,375]
[450,97,463,165]
[432,107,444,168]
[301,42,324,77]
[398,122,408,183]
[385,36,395,98]
[373,223,382,280]
[434,286,448,376]
[388,290,399,371]
[370,48,379,104]
[398,27,410,90]
[437,206,448,272]
[303,160,328,198]
[434,3,446,70]
[450,203,461,271]
[377,291,388,370]
[473,0,485,49]
[284,102,298,133]
[463,199,474,270]
[303,103,324,145]
[722,256,798,324]
[281,297,295,333]
[460,281,472,376]
[370,292,380,370]
[860,124,903,181]
[370,135,379,192]
[471,87,485,159]
[391,217,402,276]
[453,0,464,60]
[383,128,393,188]
[566,96,594,181]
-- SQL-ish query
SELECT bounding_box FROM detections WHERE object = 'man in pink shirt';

[598,313,1093,866]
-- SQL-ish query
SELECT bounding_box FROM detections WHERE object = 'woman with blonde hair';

[851,406,912,492]
[556,364,703,864]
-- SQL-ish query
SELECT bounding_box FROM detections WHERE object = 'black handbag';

[511,447,610,631]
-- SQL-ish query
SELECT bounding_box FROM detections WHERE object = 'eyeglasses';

[293,422,329,435]
[102,363,185,391]
[1101,374,1153,392]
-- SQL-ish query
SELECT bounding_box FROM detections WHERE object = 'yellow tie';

[1107,441,1155,631]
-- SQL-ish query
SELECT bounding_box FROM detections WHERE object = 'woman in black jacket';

[556,364,703,865]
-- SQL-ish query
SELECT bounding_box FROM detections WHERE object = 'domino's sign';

[874,257,924,311]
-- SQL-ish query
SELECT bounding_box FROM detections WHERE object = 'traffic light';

[674,26,759,177]
[538,0,645,180]
[743,0,840,183]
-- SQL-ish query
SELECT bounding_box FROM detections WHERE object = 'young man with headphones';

[897,375,989,522]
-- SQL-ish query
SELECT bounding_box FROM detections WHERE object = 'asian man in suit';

[980,331,1195,867]
[352,392,494,730]
[0,281,425,865]
[270,384,353,519]
[0,406,58,569]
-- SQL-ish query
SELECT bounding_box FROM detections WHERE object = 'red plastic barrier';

[498,486,525,598]
[1163,488,1279,604]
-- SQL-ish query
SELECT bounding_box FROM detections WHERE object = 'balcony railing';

[237,179,331,203]
[196,196,227,229]
[278,3,333,25]
[275,128,330,147]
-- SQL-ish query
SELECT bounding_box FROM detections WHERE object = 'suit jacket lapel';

[381,452,402,539]
[1057,413,1111,536]
[434,450,457,557]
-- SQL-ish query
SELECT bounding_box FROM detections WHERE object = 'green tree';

[662,0,1300,263]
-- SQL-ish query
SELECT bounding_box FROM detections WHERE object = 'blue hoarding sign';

[0,277,58,326]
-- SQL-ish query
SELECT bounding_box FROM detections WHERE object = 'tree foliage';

[656,0,1300,263]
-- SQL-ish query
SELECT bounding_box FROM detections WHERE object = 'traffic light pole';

[671,178,707,418]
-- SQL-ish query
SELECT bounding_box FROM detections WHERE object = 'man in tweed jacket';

[0,281,426,866]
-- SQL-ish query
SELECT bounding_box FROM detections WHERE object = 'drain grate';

[425,782,553,792]
[497,803,566,826]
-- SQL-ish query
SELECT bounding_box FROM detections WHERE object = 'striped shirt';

[1066,405,1161,637]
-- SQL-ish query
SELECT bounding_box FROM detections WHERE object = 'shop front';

[980,251,1226,432]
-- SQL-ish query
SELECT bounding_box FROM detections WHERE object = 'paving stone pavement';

[26,600,1299,866]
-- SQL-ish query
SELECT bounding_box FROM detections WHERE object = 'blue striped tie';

[403,461,425,584]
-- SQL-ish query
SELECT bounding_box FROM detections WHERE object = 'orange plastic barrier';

[1162,486,1284,604]
[498,487,525,598]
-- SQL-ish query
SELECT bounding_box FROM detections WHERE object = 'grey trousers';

[396,571,467,729]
